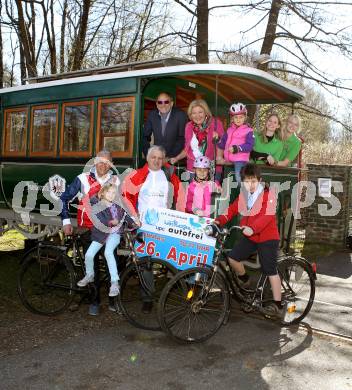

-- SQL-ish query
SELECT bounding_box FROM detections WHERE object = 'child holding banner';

[185,156,220,218]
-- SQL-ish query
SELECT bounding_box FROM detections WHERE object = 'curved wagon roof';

[0,63,304,104]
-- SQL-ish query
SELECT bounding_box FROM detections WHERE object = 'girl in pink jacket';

[218,103,254,183]
[186,156,220,218]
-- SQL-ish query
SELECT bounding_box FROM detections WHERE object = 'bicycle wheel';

[261,256,315,325]
[18,246,75,315]
[118,258,176,331]
[158,267,230,343]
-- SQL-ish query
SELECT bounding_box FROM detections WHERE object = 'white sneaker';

[77,274,94,287]
[109,282,120,297]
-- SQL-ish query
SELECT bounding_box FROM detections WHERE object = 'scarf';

[192,122,208,155]
[247,184,264,210]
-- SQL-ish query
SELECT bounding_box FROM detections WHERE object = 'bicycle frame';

[123,229,155,296]
[202,225,316,315]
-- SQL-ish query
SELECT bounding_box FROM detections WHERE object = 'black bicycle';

[17,226,176,331]
[158,224,316,343]
[17,233,105,315]
[117,229,177,331]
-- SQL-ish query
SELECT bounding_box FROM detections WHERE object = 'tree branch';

[173,0,196,16]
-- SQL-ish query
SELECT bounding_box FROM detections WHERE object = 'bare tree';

[1,0,179,80]
[87,0,176,67]
[171,1,352,131]
[257,0,283,72]
[39,0,57,74]
[3,0,53,80]
[59,0,68,73]
[70,0,91,71]
[197,0,208,63]
[0,2,3,88]
[173,0,209,62]
[12,0,37,78]
[216,1,352,98]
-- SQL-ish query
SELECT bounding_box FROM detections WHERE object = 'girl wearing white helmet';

[217,102,254,183]
[185,156,220,217]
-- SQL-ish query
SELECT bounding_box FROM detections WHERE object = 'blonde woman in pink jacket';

[217,102,254,183]
[170,99,224,182]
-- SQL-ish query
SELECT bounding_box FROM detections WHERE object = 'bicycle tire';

[18,245,75,315]
[158,267,230,343]
[118,258,176,331]
[261,256,315,325]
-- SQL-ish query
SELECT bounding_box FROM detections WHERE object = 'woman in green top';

[277,114,302,167]
[251,113,283,166]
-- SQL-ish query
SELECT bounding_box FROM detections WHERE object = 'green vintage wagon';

[0,57,304,245]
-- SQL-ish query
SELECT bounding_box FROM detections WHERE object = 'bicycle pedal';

[240,303,253,313]
[262,313,282,323]
[68,303,80,312]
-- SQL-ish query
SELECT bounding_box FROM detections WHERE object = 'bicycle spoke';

[18,248,74,315]
[278,258,315,325]
[159,267,229,343]
[119,259,176,331]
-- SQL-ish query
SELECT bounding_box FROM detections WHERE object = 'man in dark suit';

[142,92,187,159]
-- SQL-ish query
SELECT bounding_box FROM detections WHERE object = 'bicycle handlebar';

[204,223,243,237]
[122,224,141,233]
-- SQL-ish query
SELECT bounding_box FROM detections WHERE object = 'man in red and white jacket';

[60,151,117,233]
[122,145,184,313]
[122,145,184,218]
[215,163,283,318]
[60,150,118,315]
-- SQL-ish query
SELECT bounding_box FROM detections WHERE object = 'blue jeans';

[85,233,121,283]
[234,161,247,184]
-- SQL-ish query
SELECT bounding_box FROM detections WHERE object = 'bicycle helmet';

[193,156,211,169]
[229,102,247,116]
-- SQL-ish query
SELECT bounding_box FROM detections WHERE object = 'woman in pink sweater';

[185,156,220,218]
[170,99,224,182]
[217,102,254,184]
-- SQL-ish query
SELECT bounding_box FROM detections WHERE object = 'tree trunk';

[49,0,57,74]
[60,0,68,73]
[0,4,3,89]
[19,44,27,85]
[258,0,283,71]
[71,0,91,71]
[246,0,283,123]
[196,0,209,63]
[15,0,37,78]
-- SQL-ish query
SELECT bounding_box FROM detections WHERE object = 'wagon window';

[3,108,28,156]
[60,101,93,157]
[30,105,58,156]
[97,97,135,157]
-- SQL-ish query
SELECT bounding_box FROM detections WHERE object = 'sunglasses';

[157,100,170,105]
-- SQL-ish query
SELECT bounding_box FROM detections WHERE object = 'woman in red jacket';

[214,163,283,318]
